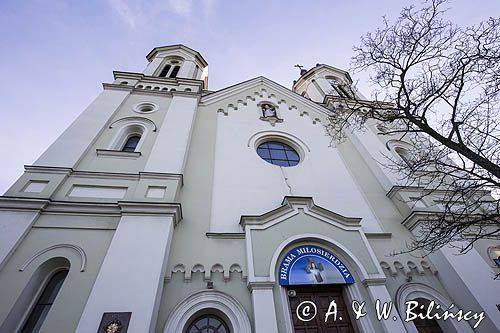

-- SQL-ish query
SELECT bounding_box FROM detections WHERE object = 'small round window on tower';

[133,102,158,114]
[257,141,300,167]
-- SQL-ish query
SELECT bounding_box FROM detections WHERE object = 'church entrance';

[287,285,356,333]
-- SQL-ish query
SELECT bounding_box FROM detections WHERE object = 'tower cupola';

[292,64,354,103]
[143,44,209,88]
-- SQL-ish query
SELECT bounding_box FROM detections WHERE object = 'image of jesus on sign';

[305,257,324,283]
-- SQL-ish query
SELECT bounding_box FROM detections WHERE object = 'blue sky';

[0,0,498,193]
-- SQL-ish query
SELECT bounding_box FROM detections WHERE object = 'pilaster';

[248,281,279,333]
[76,203,181,333]
[144,95,198,174]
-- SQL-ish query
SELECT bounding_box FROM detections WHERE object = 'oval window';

[257,141,300,167]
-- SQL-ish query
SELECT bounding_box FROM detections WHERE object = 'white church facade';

[0,44,498,333]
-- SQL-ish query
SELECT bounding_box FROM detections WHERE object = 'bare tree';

[325,0,500,259]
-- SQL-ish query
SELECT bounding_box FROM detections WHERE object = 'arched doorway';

[396,283,475,333]
[185,313,230,333]
[410,298,443,333]
[278,244,358,332]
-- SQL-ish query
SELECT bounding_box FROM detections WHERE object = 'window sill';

[96,149,141,159]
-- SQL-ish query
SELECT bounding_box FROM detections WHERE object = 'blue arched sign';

[278,245,355,285]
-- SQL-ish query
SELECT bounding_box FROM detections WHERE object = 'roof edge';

[146,44,208,67]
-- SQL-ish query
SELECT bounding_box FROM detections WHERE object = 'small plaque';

[98,312,131,333]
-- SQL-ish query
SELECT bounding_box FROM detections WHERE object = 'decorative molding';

[380,260,438,277]
[247,130,311,152]
[364,232,392,239]
[22,181,49,193]
[247,281,275,290]
[167,263,247,282]
[68,185,127,199]
[361,277,387,286]
[23,165,183,183]
[118,201,182,224]
[102,83,134,91]
[96,149,141,159]
[259,116,283,127]
[25,165,72,175]
[401,210,441,231]
[0,197,49,211]
[385,139,413,152]
[19,244,87,272]
[145,45,208,66]
[240,196,362,229]
[0,197,183,219]
[109,116,157,132]
[386,185,426,199]
[200,76,332,126]
[163,290,252,333]
[205,232,245,239]
[42,201,121,216]
[133,102,159,114]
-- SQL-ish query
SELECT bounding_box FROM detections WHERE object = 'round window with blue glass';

[257,141,300,167]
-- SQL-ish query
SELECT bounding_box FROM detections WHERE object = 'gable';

[200,77,332,126]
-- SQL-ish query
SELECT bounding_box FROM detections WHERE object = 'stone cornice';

[113,71,204,87]
[364,232,393,239]
[401,210,441,231]
[118,201,182,225]
[0,197,183,224]
[24,165,183,183]
[323,95,394,109]
[103,83,202,98]
[25,165,72,175]
[102,83,134,92]
[96,149,141,159]
[247,281,275,290]
[206,232,245,239]
[361,277,387,286]
[386,185,426,199]
[0,197,50,211]
[145,44,208,67]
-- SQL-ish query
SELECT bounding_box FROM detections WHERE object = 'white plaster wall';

[431,246,500,332]
[76,215,174,333]
[348,126,399,191]
[210,90,382,232]
[34,89,129,168]
[145,96,198,174]
[0,211,39,271]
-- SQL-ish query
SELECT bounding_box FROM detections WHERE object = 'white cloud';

[107,0,143,29]
[168,0,193,18]
[107,0,217,29]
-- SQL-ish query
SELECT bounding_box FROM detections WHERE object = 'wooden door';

[287,285,355,333]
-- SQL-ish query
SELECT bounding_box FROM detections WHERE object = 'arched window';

[394,147,413,165]
[326,77,352,98]
[21,269,69,333]
[122,135,141,152]
[411,298,444,333]
[488,247,500,266]
[186,314,229,333]
[159,65,171,78]
[170,65,180,78]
